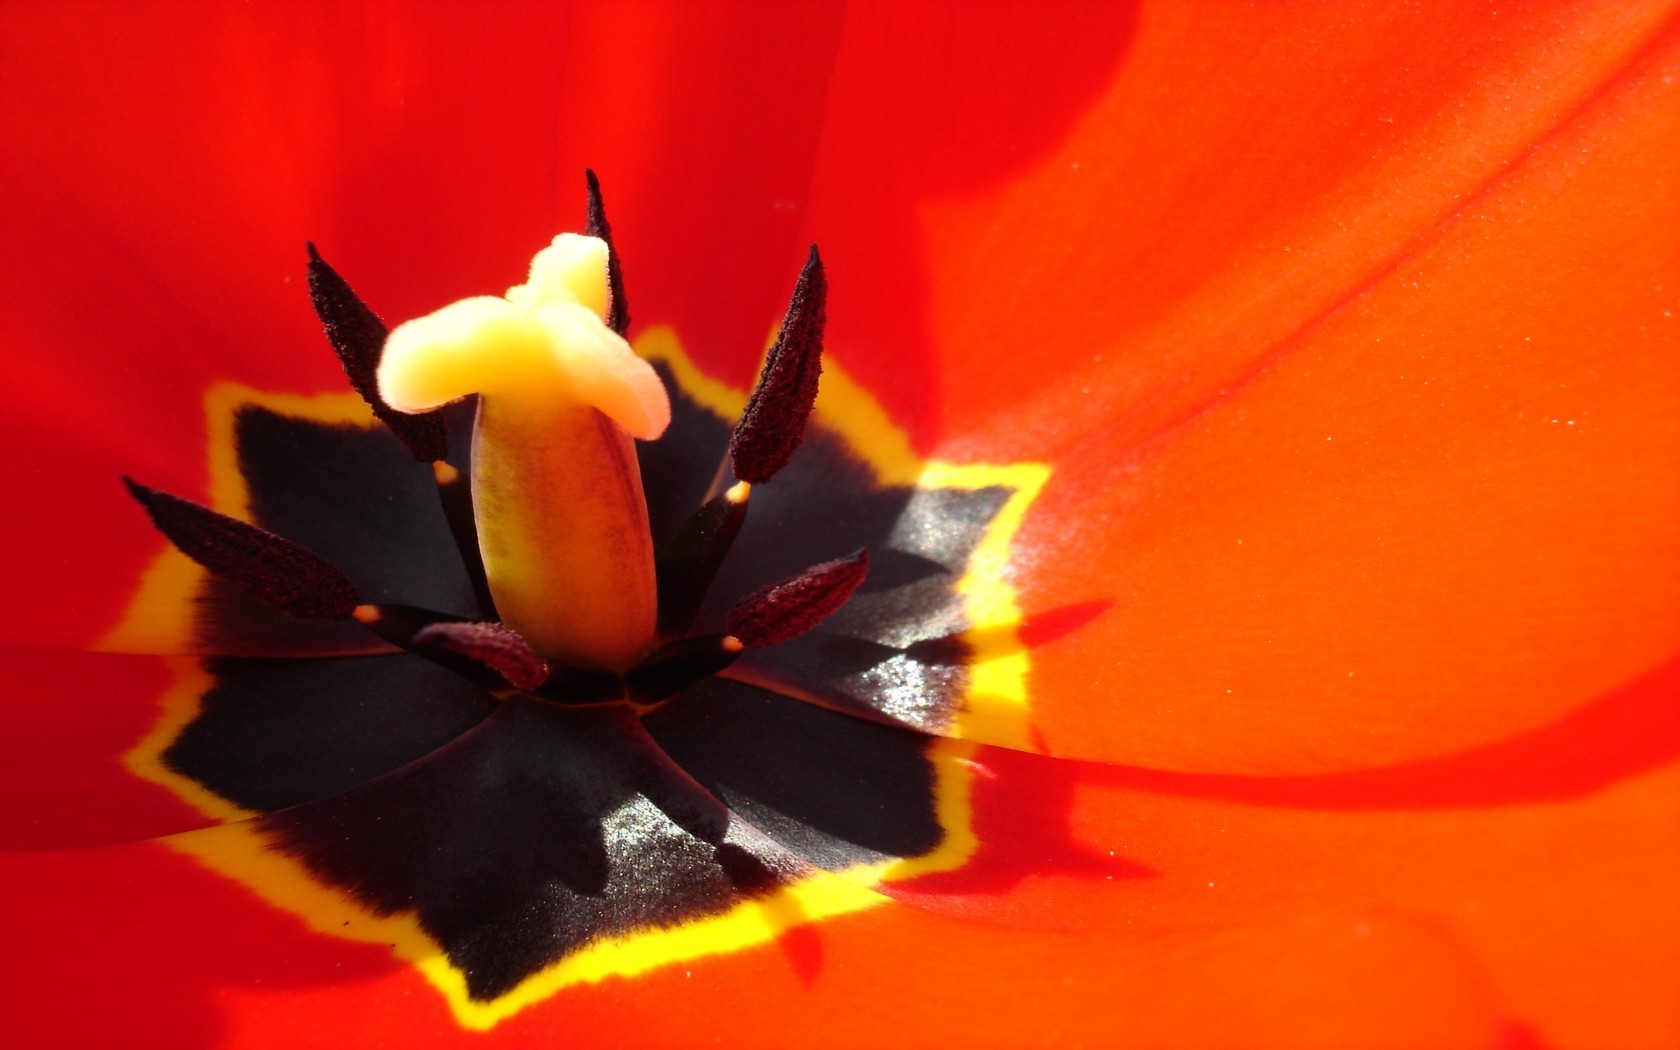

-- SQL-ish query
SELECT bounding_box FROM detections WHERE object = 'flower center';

[127,173,860,711]
[116,174,1040,1019]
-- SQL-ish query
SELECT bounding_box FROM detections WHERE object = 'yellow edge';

[119,337,1050,1029]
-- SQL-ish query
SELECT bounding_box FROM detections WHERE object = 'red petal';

[0,646,212,847]
[1,839,1516,1049]
[552,3,1141,435]
[0,2,583,648]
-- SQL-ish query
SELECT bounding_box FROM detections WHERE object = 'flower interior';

[119,173,1045,1026]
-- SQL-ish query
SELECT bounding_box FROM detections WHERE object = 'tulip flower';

[1,3,1676,1049]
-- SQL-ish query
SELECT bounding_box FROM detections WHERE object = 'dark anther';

[432,461,497,620]
[411,620,549,691]
[355,605,624,702]
[306,243,450,462]
[655,481,751,638]
[584,169,630,337]
[124,477,360,619]
[625,634,745,704]
[353,604,522,693]
[728,245,827,484]
[726,549,868,649]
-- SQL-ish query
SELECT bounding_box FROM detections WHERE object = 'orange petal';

[1052,762,1680,1050]
[888,711,1679,1050]
[967,5,1680,770]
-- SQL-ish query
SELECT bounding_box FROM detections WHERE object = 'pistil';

[377,234,669,671]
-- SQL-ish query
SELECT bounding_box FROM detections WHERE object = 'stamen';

[431,461,497,620]
[625,634,745,704]
[728,245,827,484]
[354,604,623,701]
[124,478,359,619]
[726,549,868,648]
[411,619,550,691]
[584,169,630,337]
[353,604,516,691]
[655,480,751,638]
[305,243,450,462]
